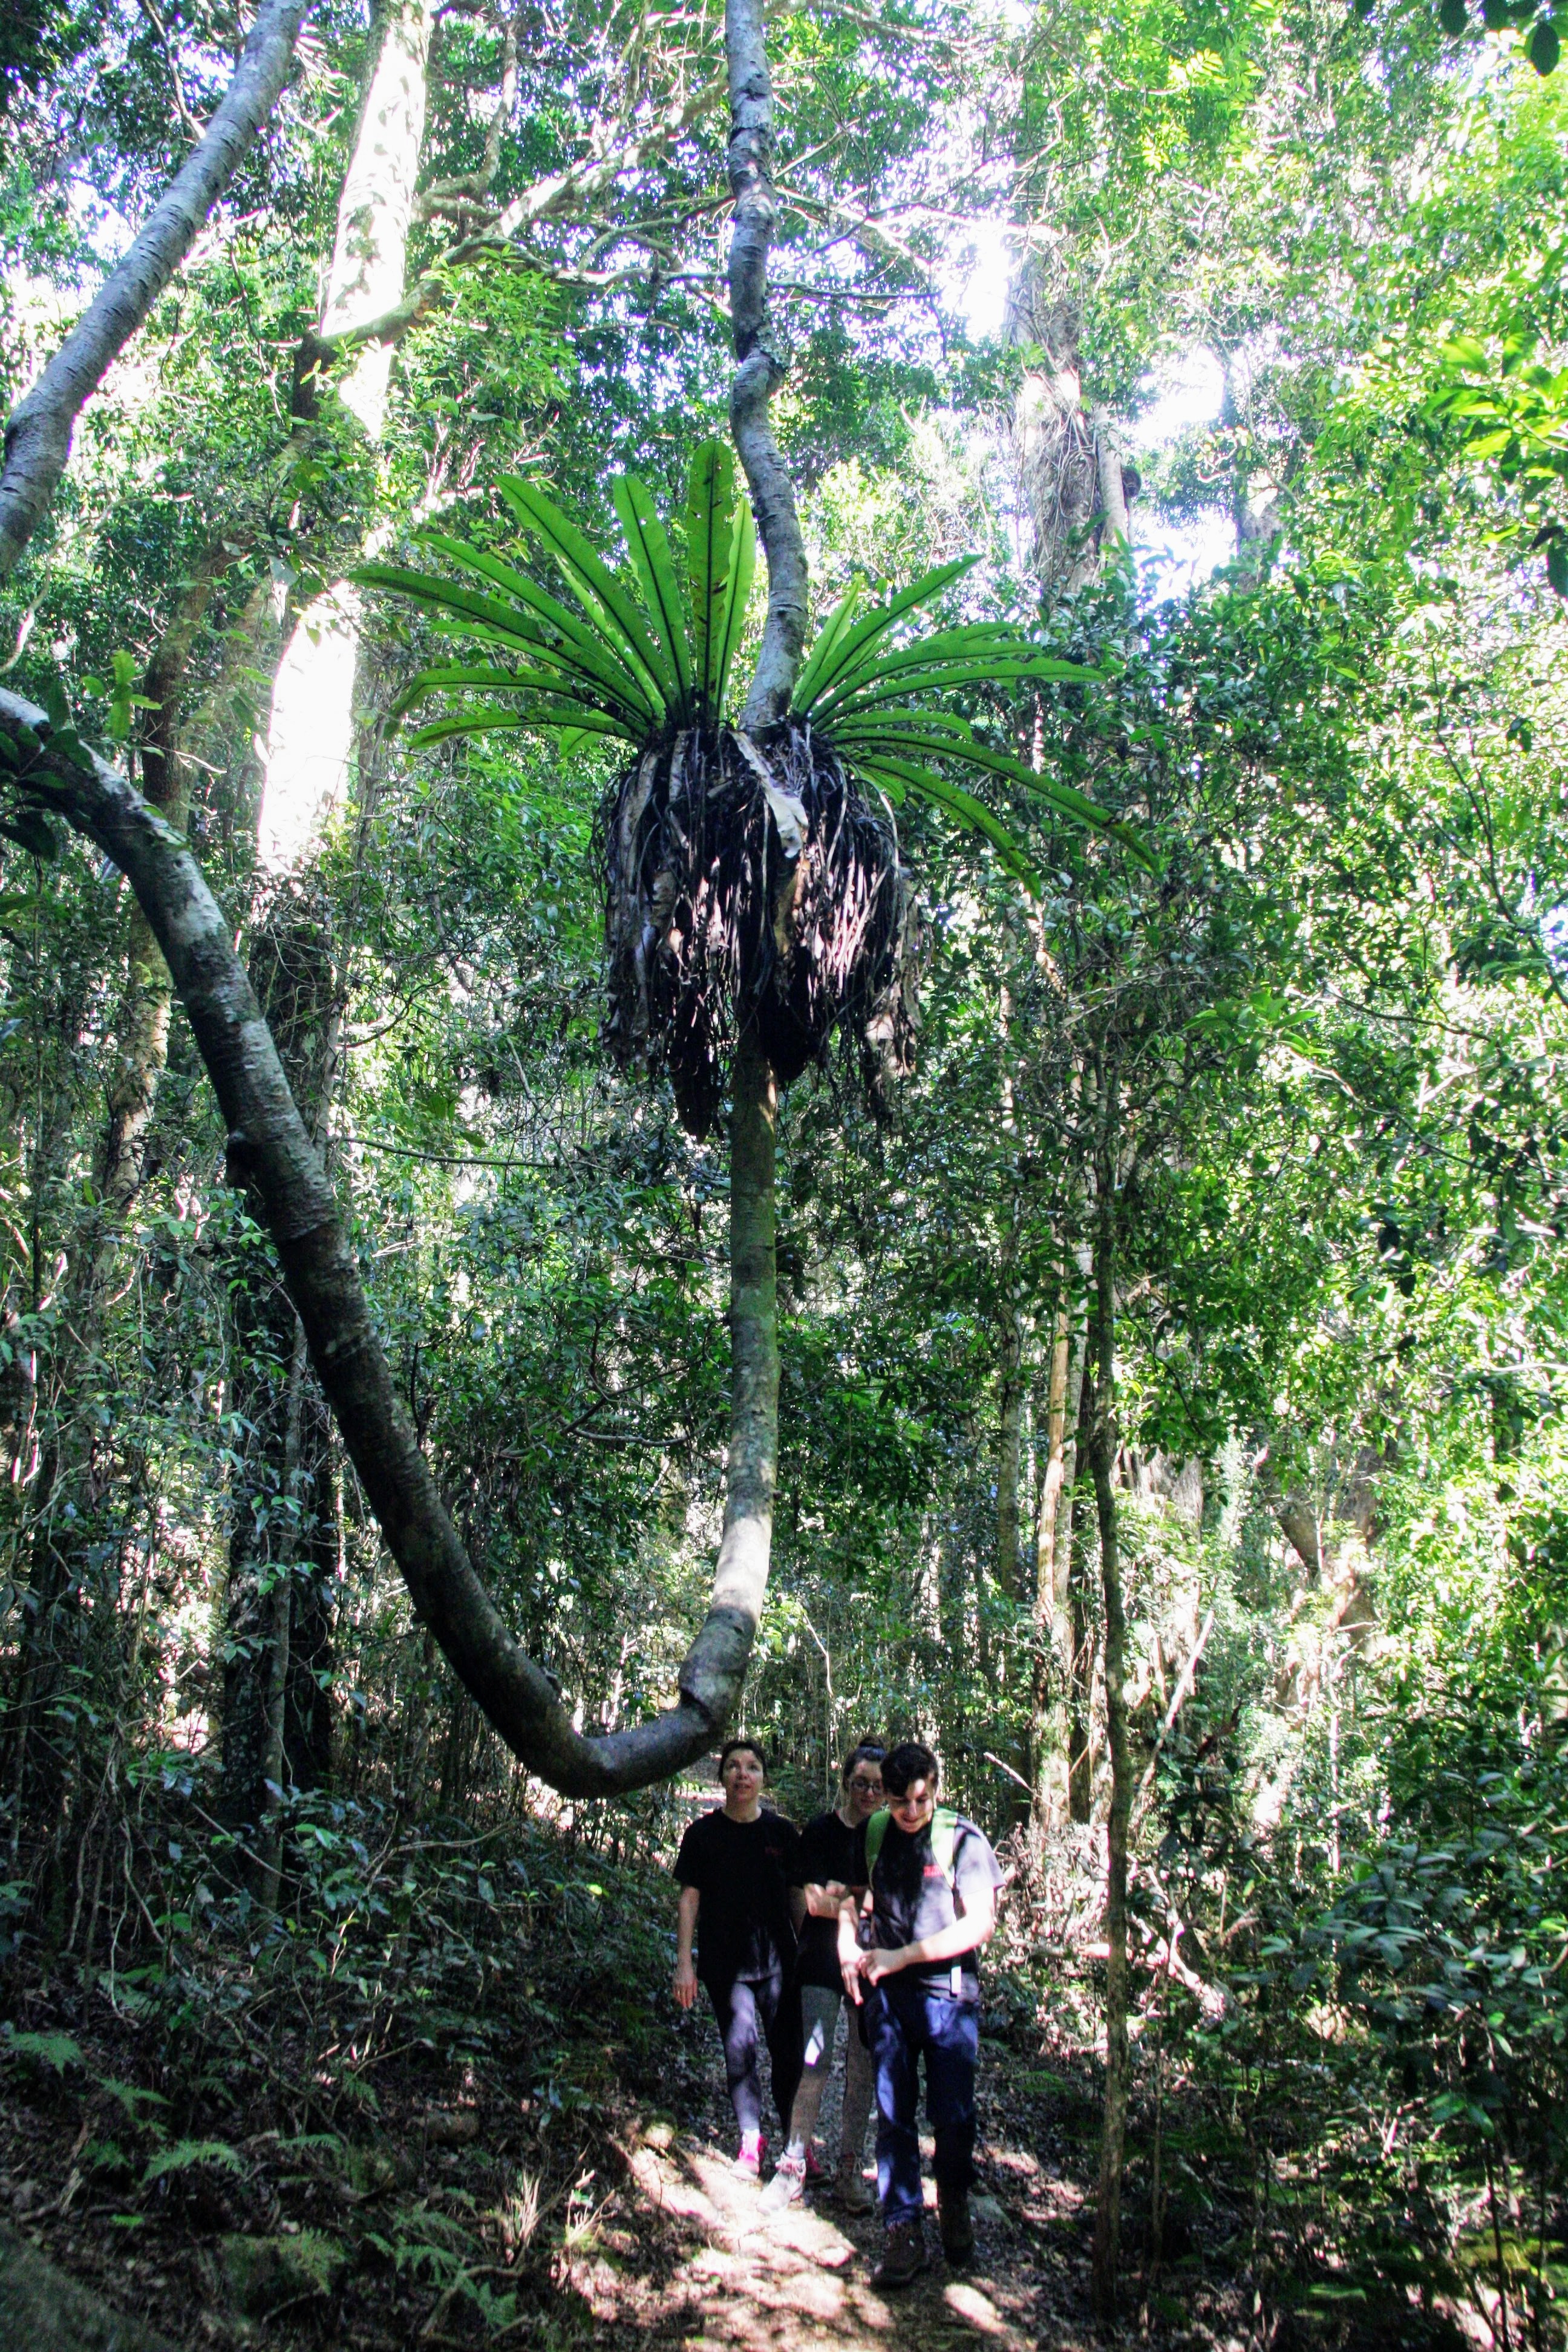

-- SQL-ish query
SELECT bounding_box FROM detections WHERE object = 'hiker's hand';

[805,1880,849,1916]
[840,1955,864,2005]
[860,1944,910,1986]
[673,1958,699,2008]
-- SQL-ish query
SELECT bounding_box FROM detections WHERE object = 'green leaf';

[1529,16,1561,71]
[142,2139,243,2185]
[714,499,757,722]
[359,558,656,732]
[0,808,63,860]
[828,713,1150,862]
[1547,538,1568,594]
[848,751,1042,893]
[612,473,694,717]
[497,477,673,714]
[3,2029,83,2072]
[1439,0,1469,29]
[790,583,866,713]
[794,557,981,717]
[418,540,662,724]
[816,660,1084,724]
[407,707,638,751]
[685,439,736,717]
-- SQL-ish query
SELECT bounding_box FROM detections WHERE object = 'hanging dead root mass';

[599,719,918,1137]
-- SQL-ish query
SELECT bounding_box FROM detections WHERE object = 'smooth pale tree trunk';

[228,0,434,1838]
[259,0,436,875]
[1089,1094,1133,2327]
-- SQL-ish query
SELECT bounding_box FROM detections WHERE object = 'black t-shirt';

[673,1806,800,1984]
[851,1810,1003,2002]
[788,1809,860,1990]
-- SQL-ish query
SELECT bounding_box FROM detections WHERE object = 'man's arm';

[673,1884,701,2007]
[858,1883,997,1986]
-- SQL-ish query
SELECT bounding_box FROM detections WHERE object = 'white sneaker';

[760,2152,808,2214]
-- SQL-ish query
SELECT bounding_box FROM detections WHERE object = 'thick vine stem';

[0,0,311,583]
[726,0,809,730]
[0,687,776,1798]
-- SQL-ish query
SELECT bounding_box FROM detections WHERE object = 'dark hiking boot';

[938,2184,975,2266]
[837,2154,874,2213]
[872,2220,927,2288]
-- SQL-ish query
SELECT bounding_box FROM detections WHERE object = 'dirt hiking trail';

[569,2013,1098,2352]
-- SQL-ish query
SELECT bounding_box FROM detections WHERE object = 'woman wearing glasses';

[760,1740,887,2215]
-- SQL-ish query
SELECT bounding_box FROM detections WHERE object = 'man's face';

[722,1747,764,1802]
[844,1760,884,1822]
[887,1776,936,1834]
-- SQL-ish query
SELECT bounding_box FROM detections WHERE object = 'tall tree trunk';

[259,0,436,875]
[1066,1362,1096,1823]
[1090,1095,1132,2327]
[725,0,806,728]
[229,0,436,1820]
[996,1201,1027,1814]
[1032,1271,1089,1834]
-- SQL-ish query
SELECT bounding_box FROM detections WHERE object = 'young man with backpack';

[838,1741,1003,2287]
[759,1739,886,2216]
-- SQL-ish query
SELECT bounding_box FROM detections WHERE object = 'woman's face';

[722,1746,765,1802]
[843,1759,884,1821]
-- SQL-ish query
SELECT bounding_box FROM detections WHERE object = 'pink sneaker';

[803,2143,826,2184]
[734,2131,765,2178]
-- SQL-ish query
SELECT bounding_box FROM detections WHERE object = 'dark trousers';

[866,1977,979,2225]
[704,1964,803,2138]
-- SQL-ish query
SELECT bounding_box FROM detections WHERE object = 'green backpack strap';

[864,1805,960,1890]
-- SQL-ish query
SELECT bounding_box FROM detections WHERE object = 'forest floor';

[0,1801,1470,2352]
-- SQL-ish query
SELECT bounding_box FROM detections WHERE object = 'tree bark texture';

[1067,1365,1095,1824]
[1032,1286,1089,1834]
[1093,404,1131,548]
[1089,1103,1132,2327]
[725,0,808,728]
[0,0,310,581]
[0,687,779,1797]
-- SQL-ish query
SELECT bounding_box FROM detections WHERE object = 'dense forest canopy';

[1,0,1566,2343]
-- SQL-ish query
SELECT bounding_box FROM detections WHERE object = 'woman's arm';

[673,1884,701,2007]
[838,1892,871,2004]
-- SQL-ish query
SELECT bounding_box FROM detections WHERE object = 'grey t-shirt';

[851,1811,1003,2001]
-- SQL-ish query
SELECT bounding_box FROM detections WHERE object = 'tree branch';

[0,0,311,583]
[725,0,808,730]
[0,686,771,1797]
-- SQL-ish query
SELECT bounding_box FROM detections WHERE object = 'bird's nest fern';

[358,439,1126,1135]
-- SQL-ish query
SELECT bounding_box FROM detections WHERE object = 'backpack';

[862,1805,968,1997]
[864,1805,962,1897]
